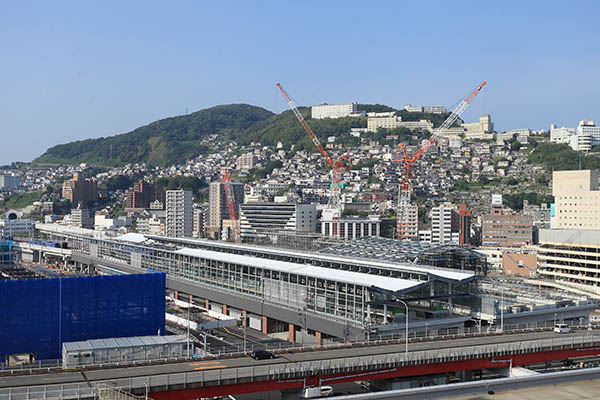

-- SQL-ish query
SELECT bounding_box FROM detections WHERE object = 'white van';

[554,323,572,333]
[301,386,333,398]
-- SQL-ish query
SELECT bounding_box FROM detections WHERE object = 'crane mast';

[221,170,241,243]
[395,81,486,240]
[277,83,349,238]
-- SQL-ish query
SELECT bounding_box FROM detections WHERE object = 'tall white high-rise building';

[431,203,459,244]
[166,190,193,238]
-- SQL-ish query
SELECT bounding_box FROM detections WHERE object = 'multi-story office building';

[552,169,600,229]
[239,202,316,241]
[481,204,533,247]
[166,190,193,238]
[321,211,380,240]
[0,175,21,191]
[208,181,244,230]
[236,153,256,171]
[62,173,98,207]
[311,102,358,119]
[431,203,459,244]
[538,229,600,290]
[125,180,165,209]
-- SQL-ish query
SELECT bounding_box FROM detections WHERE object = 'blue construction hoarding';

[0,272,165,360]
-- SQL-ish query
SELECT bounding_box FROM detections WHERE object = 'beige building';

[397,119,434,133]
[461,114,494,134]
[367,114,400,132]
[552,170,600,230]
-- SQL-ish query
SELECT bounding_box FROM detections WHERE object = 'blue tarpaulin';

[0,273,165,360]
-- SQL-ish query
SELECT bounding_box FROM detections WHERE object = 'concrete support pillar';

[289,323,296,343]
[460,369,474,381]
[205,299,209,309]
[222,304,228,315]
[174,291,179,300]
[242,310,247,327]
[383,304,388,324]
[315,331,322,347]
[262,316,268,334]
[188,294,192,305]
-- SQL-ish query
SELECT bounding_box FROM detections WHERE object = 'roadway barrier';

[2,334,600,400]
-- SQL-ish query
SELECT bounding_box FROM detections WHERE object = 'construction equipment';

[221,169,241,243]
[394,81,486,240]
[277,83,350,237]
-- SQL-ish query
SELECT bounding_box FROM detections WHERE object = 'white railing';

[1,334,599,400]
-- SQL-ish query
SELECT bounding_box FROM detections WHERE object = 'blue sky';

[1,1,599,164]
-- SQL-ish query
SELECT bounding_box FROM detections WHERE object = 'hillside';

[34,104,274,167]
[34,103,451,167]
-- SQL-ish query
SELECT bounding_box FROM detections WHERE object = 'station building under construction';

[34,224,596,344]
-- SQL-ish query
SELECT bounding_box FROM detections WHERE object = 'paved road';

[0,330,597,390]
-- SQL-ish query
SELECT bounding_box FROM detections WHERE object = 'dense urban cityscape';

[2,2,600,400]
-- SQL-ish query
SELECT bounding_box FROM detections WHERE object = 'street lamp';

[397,300,409,357]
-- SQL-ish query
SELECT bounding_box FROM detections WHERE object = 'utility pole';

[187,300,192,358]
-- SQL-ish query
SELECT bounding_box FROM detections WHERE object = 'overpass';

[2,330,600,399]
[12,241,72,266]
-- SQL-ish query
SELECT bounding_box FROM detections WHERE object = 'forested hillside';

[34,102,451,167]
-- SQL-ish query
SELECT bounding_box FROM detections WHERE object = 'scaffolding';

[319,237,488,275]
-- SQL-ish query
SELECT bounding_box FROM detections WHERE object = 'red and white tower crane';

[394,81,486,240]
[277,83,349,237]
[221,169,241,243]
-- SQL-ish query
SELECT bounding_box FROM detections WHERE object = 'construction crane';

[221,169,241,243]
[394,81,486,240]
[277,83,350,237]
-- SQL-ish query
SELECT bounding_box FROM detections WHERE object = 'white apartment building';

[404,104,447,114]
[431,203,459,244]
[166,190,193,238]
[137,215,164,235]
[321,210,380,240]
[311,102,359,119]
[70,206,94,229]
[397,203,418,240]
[239,202,316,241]
[552,170,600,230]
[237,153,256,171]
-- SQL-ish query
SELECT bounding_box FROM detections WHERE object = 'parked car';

[554,323,572,333]
[250,350,275,360]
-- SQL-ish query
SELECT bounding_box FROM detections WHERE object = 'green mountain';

[34,103,451,167]
[35,104,274,167]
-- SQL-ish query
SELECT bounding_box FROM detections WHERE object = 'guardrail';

[2,322,598,375]
[1,334,599,400]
